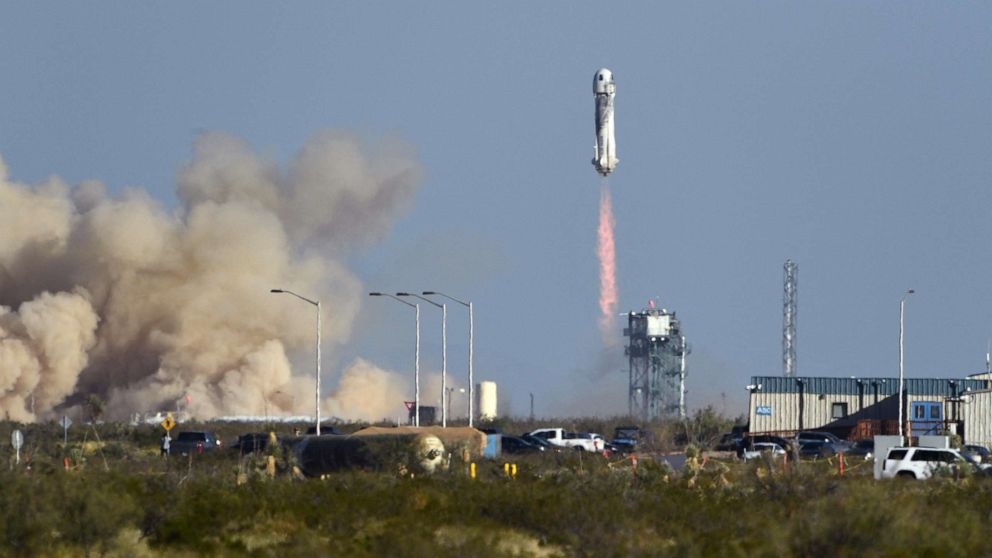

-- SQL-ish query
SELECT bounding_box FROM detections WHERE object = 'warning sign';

[161,413,176,432]
[403,401,415,411]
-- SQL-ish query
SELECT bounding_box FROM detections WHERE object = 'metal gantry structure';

[624,306,689,421]
[783,259,798,378]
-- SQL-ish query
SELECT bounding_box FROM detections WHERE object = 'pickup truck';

[526,428,602,452]
[612,426,648,454]
[171,431,223,456]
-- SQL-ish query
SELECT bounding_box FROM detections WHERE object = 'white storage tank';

[477,381,498,421]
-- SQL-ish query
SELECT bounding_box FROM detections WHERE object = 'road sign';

[161,414,176,432]
[60,415,72,445]
[11,430,22,465]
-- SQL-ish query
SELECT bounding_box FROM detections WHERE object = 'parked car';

[962,444,991,463]
[611,426,647,453]
[171,431,222,455]
[587,433,610,452]
[528,428,602,452]
[564,431,605,452]
[845,439,875,460]
[740,435,795,457]
[880,446,989,479]
[520,434,558,451]
[798,440,845,459]
[742,442,786,461]
[798,431,851,450]
[501,435,546,455]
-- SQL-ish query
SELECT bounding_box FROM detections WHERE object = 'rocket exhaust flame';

[597,182,618,344]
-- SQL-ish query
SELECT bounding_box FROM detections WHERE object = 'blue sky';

[2,3,990,418]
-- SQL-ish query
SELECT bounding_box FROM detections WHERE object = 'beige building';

[959,384,992,446]
[747,375,987,439]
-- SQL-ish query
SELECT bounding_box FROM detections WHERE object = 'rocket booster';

[592,68,618,176]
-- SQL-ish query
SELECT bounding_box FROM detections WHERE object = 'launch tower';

[624,305,688,421]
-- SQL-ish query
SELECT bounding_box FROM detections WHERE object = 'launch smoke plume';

[0,131,424,421]
[596,183,618,343]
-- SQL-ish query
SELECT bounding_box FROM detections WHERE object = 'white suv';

[880,447,987,479]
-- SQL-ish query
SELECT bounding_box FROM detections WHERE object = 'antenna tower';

[783,259,798,377]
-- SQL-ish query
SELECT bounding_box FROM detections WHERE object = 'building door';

[910,401,943,437]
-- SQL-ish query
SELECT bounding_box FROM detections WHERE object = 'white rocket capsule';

[592,68,618,176]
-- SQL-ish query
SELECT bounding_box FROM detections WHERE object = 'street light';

[270,288,321,435]
[898,288,915,439]
[399,293,447,427]
[423,291,474,427]
[369,292,421,427]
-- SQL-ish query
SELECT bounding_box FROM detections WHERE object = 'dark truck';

[611,426,647,454]
[171,431,223,455]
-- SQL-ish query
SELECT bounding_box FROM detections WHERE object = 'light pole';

[399,293,447,427]
[369,292,420,427]
[270,288,321,435]
[898,288,915,439]
[423,292,473,427]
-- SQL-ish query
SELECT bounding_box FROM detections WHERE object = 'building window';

[831,402,848,419]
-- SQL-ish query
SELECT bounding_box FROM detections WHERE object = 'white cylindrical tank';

[478,381,497,421]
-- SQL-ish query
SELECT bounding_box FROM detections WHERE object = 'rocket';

[592,68,618,176]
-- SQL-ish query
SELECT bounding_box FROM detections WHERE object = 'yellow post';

[503,462,510,477]
[511,463,517,479]
[470,462,476,479]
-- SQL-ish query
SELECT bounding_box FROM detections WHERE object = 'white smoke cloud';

[0,131,424,421]
[0,290,99,421]
[322,358,413,422]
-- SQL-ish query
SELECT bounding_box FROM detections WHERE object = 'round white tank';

[478,381,497,421]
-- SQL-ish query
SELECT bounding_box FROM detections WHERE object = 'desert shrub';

[11,418,992,556]
[679,405,738,449]
[57,473,139,557]
[0,472,59,557]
